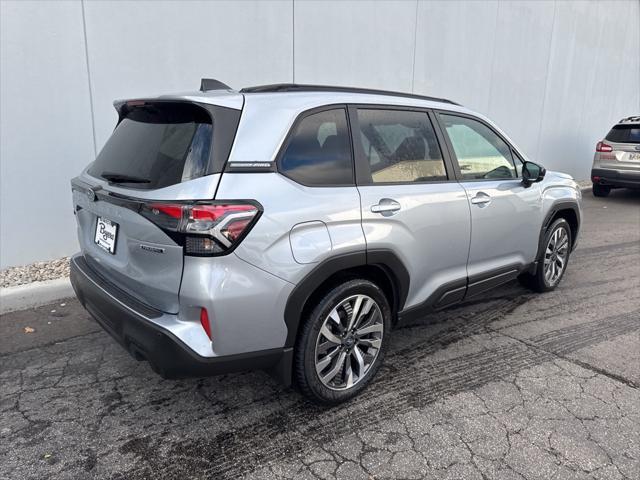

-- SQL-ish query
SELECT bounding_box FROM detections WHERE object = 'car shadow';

[589,187,640,203]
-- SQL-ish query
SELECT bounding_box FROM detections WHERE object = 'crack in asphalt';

[496,317,640,391]
[4,295,633,480]
[0,331,104,359]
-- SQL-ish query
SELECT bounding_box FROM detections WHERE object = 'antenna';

[200,78,232,92]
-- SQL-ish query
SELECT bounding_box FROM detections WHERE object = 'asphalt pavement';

[1,188,639,480]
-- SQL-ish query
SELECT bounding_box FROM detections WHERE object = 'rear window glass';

[88,103,215,190]
[606,125,640,143]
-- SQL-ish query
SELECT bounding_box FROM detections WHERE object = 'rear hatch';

[599,123,640,170]
[72,100,242,313]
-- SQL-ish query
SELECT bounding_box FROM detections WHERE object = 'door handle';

[470,192,492,206]
[371,198,401,214]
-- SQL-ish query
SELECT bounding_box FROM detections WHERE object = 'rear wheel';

[294,279,391,404]
[519,218,572,293]
[592,183,611,197]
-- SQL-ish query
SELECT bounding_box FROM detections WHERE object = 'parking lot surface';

[1,189,639,480]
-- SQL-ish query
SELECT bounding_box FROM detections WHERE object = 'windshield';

[88,102,213,190]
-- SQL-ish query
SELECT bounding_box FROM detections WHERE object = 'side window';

[440,114,516,180]
[279,108,353,186]
[356,109,447,184]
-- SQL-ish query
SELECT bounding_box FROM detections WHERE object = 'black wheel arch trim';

[532,200,581,273]
[283,249,410,347]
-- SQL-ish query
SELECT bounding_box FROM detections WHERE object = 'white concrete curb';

[0,277,74,315]
[577,181,591,191]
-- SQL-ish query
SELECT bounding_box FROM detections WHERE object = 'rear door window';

[279,108,354,186]
[355,108,447,184]
[606,125,640,143]
[88,102,237,190]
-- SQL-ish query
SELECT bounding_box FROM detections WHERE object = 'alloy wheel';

[314,294,384,391]
[544,226,569,286]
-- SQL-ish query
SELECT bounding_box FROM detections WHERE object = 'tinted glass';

[88,103,213,190]
[357,109,446,183]
[441,114,516,180]
[606,125,640,143]
[280,109,353,186]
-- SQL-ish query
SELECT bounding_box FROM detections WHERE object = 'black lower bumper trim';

[591,168,640,189]
[70,255,288,380]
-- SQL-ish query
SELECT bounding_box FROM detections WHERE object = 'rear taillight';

[141,201,260,256]
[596,141,613,152]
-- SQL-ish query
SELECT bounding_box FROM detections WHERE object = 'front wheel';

[294,279,391,404]
[519,218,572,293]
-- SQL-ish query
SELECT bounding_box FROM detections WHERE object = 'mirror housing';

[522,161,546,187]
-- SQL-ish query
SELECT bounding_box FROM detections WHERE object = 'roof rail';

[619,115,640,123]
[200,78,232,92]
[239,83,460,106]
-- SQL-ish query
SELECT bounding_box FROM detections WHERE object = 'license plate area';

[628,152,640,162]
[94,217,118,254]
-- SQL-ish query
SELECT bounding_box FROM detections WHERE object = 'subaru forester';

[70,80,582,404]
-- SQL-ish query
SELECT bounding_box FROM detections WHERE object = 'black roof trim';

[200,78,232,92]
[618,115,640,124]
[240,83,460,106]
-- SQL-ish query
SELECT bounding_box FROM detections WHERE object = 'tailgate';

[72,178,187,313]
[69,100,241,313]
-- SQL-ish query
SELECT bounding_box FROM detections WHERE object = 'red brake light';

[151,204,183,219]
[142,201,260,256]
[200,308,212,340]
[596,141,613,152]
[190,204,255,221]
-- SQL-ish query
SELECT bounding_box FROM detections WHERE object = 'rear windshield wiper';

[101,172,151,184]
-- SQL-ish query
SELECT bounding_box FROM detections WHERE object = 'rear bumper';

[70,255,290,380]
[591,168,640,189]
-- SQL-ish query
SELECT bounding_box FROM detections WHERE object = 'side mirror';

[522,161,546,187]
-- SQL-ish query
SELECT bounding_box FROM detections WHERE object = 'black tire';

[592,184,611,197]
[518,218,572,293]
[294,278,391,405]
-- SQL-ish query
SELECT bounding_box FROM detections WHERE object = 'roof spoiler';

[200,78,232,92]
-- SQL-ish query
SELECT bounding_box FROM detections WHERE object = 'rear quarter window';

[279,108,354,186]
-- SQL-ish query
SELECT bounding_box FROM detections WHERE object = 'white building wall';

[1,1,95,269]
[1,0,639,268]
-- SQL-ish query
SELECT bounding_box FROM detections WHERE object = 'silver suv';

[591,116,640,197]
[70,81,582,404]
